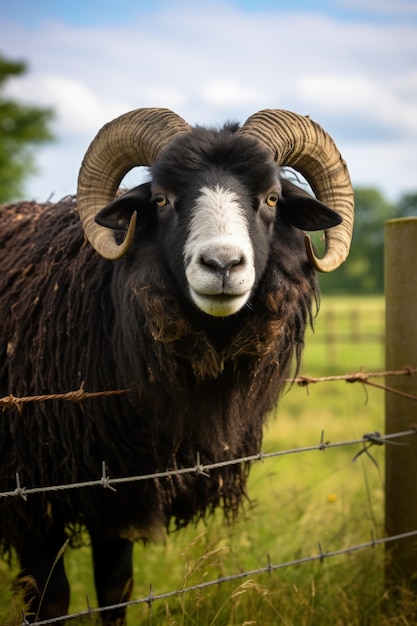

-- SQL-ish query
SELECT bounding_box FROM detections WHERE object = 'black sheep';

[0,108,354,624]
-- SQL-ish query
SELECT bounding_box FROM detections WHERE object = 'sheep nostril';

[203,256,242,276]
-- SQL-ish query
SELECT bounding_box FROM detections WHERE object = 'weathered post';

[385,217,417,585]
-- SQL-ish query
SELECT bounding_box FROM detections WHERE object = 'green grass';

[3,295,417,624]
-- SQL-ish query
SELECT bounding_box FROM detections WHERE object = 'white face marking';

[184,185,255,317]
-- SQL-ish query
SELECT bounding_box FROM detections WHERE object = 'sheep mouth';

[190,290,250,318]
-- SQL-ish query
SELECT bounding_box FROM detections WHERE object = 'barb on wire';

[194,452,210,478]
[14,473,27,501]
[85,595,93,618]
[317,542,325,564]
[318,430,330,451]
[146,584,154,610]
[352,430,409,467]
[100,461,117,492]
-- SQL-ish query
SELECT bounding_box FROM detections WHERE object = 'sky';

[1,0,417,203]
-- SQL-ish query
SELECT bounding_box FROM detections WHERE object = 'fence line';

[311,308,385,365]
[1,366,416,624]
[21,528,417,626]
[0,367,415,500]
[1,367,416,411]
[318,309,384,339]
[1,428,415,500]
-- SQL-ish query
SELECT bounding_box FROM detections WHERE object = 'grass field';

[2,295,417,625]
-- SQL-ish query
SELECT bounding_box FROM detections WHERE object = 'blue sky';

[1,0,417,202]
[4,0,417,25]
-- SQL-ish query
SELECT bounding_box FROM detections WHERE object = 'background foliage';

[0,53,54,203]
[319,188,417,295]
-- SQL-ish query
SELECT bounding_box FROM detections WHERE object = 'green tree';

[318,187,396,295]
[397,191,417,218]
[0,53,54,202]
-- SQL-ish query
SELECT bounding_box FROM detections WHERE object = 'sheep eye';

[266,192,279,207]
[154,194,168,208]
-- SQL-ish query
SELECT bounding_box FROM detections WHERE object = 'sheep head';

[77,108,354,273]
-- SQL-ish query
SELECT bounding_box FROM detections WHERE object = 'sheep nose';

[203,255,242,276]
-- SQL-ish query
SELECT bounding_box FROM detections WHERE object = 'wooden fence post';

[385,217,417,585]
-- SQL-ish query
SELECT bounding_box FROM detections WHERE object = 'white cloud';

[296,74,417,135]
[344,139,417,201]
[7,73,128,135]
[200,79,259,107]
[297,75,383,113]
[139,86,186,111]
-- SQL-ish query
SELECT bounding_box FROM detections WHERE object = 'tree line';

[1,52,415,295]
[0,53,53,203]
[318,187,417,295]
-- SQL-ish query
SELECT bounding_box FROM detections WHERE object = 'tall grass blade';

[35,539,70,623]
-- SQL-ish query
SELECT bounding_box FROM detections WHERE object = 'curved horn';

[238,109,354,272]
[77,108,191,260]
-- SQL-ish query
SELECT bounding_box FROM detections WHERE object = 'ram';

[0,108,353,625]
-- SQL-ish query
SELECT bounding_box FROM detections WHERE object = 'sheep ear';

[279,179,342,232]
[95,182,152,231]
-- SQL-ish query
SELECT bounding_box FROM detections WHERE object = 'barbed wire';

[1,367,416,411]
[292,366,417,401]
[1,366,414,500]
[1,428,415,500]
[2,366,416,625]
[0,382,136,411]
[20,528,417,626]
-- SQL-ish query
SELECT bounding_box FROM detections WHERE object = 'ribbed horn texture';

[77,108,191,260]
[238,109,354,272]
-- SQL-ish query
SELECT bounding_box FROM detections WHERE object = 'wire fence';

[1,367,416,501]
[1,427,416,502]
[20,528,417,626]
[1,366,415,411]
[1,366,416,625]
